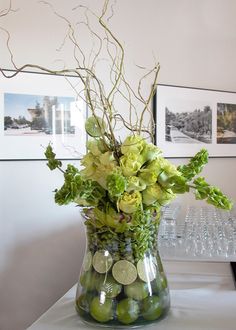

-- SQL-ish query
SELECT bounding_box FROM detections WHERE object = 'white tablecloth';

[27,261,236,330]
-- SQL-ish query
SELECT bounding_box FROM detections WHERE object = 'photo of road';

[165,105,212,144]
[155,84,236,157]
[167,126,203,143]
[217,103,236,144]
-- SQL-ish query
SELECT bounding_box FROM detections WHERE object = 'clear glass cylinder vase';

[75,208,170,328]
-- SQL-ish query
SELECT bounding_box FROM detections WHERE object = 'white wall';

[0,1,236,329]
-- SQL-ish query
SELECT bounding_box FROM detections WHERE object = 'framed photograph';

[0,70,87,160]
[154,84,236,157]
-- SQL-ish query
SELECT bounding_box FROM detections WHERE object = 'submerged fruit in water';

[95,274,122,298]
[124,280,149,300]
[90,296,113,322]
[142,295,162,320]
[116,298,139,324]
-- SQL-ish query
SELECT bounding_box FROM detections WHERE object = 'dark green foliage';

[54,164,106,206]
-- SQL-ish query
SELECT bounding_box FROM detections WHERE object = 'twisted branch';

[0,0,160,150]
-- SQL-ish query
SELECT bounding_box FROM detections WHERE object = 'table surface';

[27,261,236,330]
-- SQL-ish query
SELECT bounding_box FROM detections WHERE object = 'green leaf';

[177,149,208,181]
[158,171,189,194]
[193,176,233,210]
[44,144,62,170]
[168,175,189,194]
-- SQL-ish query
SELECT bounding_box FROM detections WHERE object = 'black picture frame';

[0,70,87,160]
[153,84,236,158]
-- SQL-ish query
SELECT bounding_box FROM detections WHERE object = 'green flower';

[98,151,112,164]
[141,143,162,162]
[80,152,97,178]
[73,197,91,207]
[87,139,106,156]
[142,183,175,206]
[92,206,130,232]
[160,158,180,177]
[145,158,163,177]
[118,191,142,213]
[193,177,233,210]
[45,144,62,170]
[81,151,117,188]
[146,157,180,178]
[120,153,144,177]
[107,172,126,197]
[121,135,146,155]
[138,168,158,186]
[74,180,106,206]
[126,176,146,192]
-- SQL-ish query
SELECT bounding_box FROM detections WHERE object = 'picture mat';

[155,85,236,157]
[0,72,87,160]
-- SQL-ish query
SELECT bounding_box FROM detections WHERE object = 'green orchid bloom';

[92,206,130,232]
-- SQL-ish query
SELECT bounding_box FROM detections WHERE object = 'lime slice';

[83,251,92,272]
[90,296,113,323]
[92,250,113,274]
[141,295,162,321]
[137,256,157,282]
[112,260,137,285]
[85,116,106,137]
[116,298,139,324]
[124,280,149,300]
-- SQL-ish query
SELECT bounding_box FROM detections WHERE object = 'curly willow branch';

[0,0,160,149]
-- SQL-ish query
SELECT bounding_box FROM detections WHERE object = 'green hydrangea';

[107,172,126,197]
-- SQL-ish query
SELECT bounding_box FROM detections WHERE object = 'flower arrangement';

[44,122,232,326]
[1,0,233,327]
[46,134,232,219]
[45,125,232,258]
